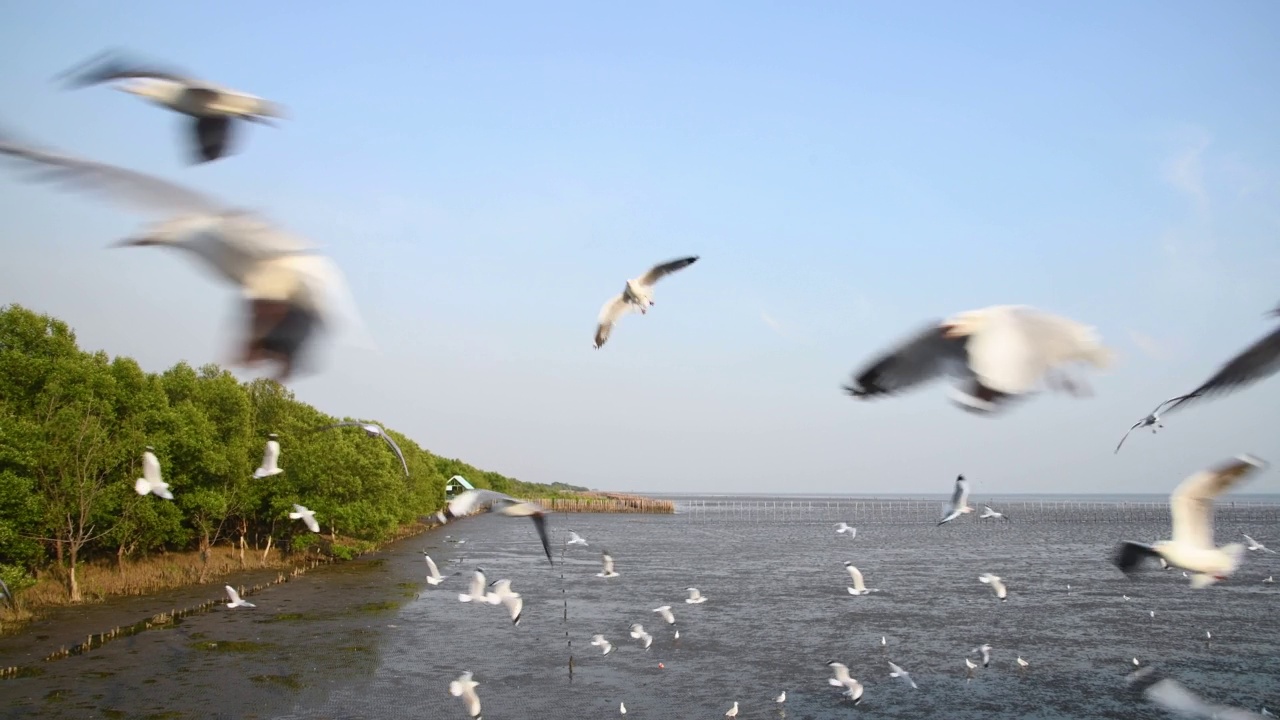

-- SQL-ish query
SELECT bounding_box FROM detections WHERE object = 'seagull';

[629,623,653,649]
[224,585,255,609]
[881,636,887,649]
[653,605,676,624]
[448,671,482,719]
[979,573,1008,601]
[888,661,918,689]
[1155,315,1280,417]
[938,474,974,524]
[826,661,865,704]
[1114,395,1199,453]
[725,701,739,718]
[978,505,1009,520]
[485,579,523,626]
[1264,576,1274,584]
[685,587,707,604]
[1134,672,1268,720]
[424,555,444,586]
[597,551,620,578]
[433,489,553,564]
[459,569,489,603]
[0,130,371,383]
[1112,455,1270,588]
[134,446,173,500]
[965,657,978,680]
[1016,656,1029,672]
[1133,657,1141,667]
[591,634,614,655]
[1243,534,1278,554]
[288,504,320,533]
[620,701,626,714]
[775,691,786,703]
[974,644,993,668]
[592,256,700,349]
[254,433,283,478]
[59,49,286,164]
[843,305,1113,414]
[313,421,409,476]
[835,523,857,537]
[567,531,589,546]
[844,563,879,595]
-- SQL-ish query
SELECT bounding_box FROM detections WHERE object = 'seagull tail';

[134,478,151,496]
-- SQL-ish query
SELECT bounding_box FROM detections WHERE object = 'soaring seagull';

[448,671,482,719]
[978,505,1009,520]
[1112,455,1270,588]
[826,661,865,704]
[0,128,372,383]
[1115,395,1200,454]
[938,474,973,525]
[135,446,173,500]
[433,490,553,565]
[224,585,255,609]
[844,562,879,595]
[254,433,283,478]
[593,256,699,349]
[288,504,320,533]
[843,305,1113,414]
[1157,314,1280,416]
[312,420,409,476]
[59,48,286,163]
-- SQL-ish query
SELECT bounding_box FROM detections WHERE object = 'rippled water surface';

[2,498,1279,719]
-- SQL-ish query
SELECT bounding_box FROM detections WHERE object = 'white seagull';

[843,304,1113,414]
[1264,576,1274,584]
[448,671,481,719]
[775,691,786,703]
[629,623,654,649]
[725,701,739,718]
[1112,455,1270,588]
[965,657,978,680]
[620,701,626,714]
[0,130,371,383]
[1243,534,1278,554]
[844,563,879,595]
[424,555,444,586]
[134,446,174,500]
[653,605,676,624]
[567,531,589,546]
[979,573,1008,601]
[592,256,700,349]
[685,587,707,604]
[60,48,286,164]
[597,551,620,578]
[591,634,614,655]
[313,420,410,477]
[459,569,489,603]
[1114,395,1199,454]
[224,585,255,609]
[974,644,993,668]
[485,579,523,625]
[939,474,974,525]
[826,661,865,704]
[433,489,553,564]
[1017,656,1029,672]
[288,504,320,533]
[888,661,919,689]
[979,505,1009,520]
[254,433,283,478]
[835,522,857,537]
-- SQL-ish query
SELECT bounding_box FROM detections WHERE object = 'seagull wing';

[258,440,280,473]
[60,50,202,88]
[376,431,410,476]
[1163,326,1280,413]
[1170,455,1269,550]
[526,511,553,564]
[636,255,700,287]
[846,565,866,592]
[1114,419,1146,454]
[447,489,519,516]
[225,585,242,604]
[844,322,970,399]
[142,452,162,484]
[601,552,615,574]
[424,555,441,579]
[594,293,637,349]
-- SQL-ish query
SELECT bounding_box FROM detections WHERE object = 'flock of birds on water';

[2,48,1280,719]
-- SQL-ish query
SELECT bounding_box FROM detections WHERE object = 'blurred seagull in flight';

[835,522,857,537]
[974,644,993,668]
[843,305,1113,414]
[254,433,283,478]
[844,563,879,595]
[224,585,255,609]
[965,657,978,680]
[653,605,676,624]
[1112,455,1270,588]
[135,446,174,500]
[826,662,865,704]
[566,531,589,546]
[629,624,654,649]
[979,573,1008,601]
[1243,534,1278,554]
[448,671,481,719]
[593,256,700,349]
[459,569,489,604]
[313,420,409,476]
[596,551,620,578]
[288,504,320,533]
[938,474,974,525]
[685,587,707,604]
[591,634,614,655]
[978,505,1009,520]
[1114,395,1198,453]
[433,489,553,564]
[888,661,919,689]
[1155,313,1280,417]
[485,579,523,626]
[0,129,372,383]
[424,555,444,586]
[58,48,286,163]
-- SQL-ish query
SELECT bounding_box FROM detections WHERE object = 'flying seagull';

[592,255,700,349]
[965,657,978,680]
[629,623,654,649]
[485,579,524,625]
[653,605,676,624]
[835,522,857,537]
[888,661,919,689]
[224,585,255,609]
[59,48,286,163]
[843,305,1113,414]
[448,671,482,719]
[938,474,973,525]
[685,587,707,604]
[1243,534,1278,554]
[288,504,320,533]
[1156,315,1280,416]
[0,129,371,383]
[844,562,879,595]
[974,644,993,668]
[566,531,589,546]
[1114,395,1199,453]
[424,555,444,586]
[313,421,409,476]
[459,569,489,604]
[591,634,614,655]
[135,446,173,500]
[596,551,620,578]
[978,505,1009,520]
[433,489,553,565]
[979,573,1008,601]
[254,433,283,478]
[1112,455,1269,588]
[1126,669,1268,720]
[826,661,865,704]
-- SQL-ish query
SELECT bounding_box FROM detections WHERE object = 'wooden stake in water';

[561,535,573,682]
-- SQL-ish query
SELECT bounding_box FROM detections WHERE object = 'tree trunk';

[238,532,246,569]
[117,543,127,577]
[198,530,212,583]
[67,544,81,603]
[261,534,273,566]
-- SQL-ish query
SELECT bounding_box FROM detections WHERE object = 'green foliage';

[0,304,569,602]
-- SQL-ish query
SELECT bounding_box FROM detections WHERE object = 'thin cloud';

[1161,128,1212,217]
[760,311,788,338]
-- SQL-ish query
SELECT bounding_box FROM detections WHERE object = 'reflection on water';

[2,500,1279,719]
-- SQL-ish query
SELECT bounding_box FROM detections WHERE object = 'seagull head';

[144,445,155,452]
[940,311,987,339]
[267,433,279,440]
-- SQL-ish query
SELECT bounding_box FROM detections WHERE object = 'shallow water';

[2,499,1279,719]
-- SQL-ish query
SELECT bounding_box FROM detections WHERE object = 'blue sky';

[1,1,1277,495]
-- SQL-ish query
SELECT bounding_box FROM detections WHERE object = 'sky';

[0,1,1278,496]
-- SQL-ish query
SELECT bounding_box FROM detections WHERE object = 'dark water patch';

[250,673,303,690]
[189,640,275,653]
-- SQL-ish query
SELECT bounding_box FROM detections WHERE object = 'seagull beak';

[111,236,151,248]
[941,323,966,338]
